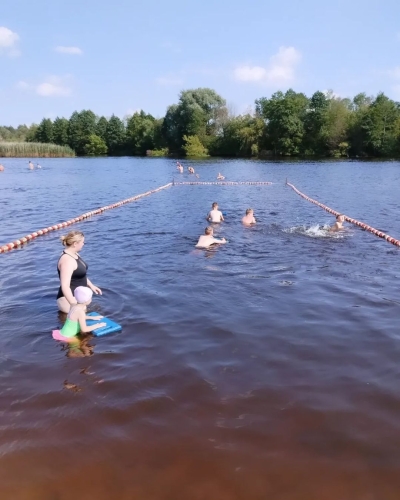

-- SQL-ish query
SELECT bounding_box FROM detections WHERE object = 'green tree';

[126,111,157,155]
[211,114,265,157]
[105,115,126,155]
[182,134,209,157]
[83,134,108,156]
[361,93,400,156]
[96,116,108,142]
[52,117,69,146]
[256,89,309,155]
[302,91,330,154]
[162,88,227,153]
[68,110,97,155]
[35,118,54,143]
[320,98,352,157]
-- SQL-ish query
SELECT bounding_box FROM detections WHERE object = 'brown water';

[1,158,400,499]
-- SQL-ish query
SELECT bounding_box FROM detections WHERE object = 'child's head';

[246,208,253,215]
[336,214,345,222]
[205,226,214,235]
[212,202,218,209]
[74,286,93,305]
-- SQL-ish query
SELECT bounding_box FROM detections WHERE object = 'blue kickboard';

[86,311,122,336]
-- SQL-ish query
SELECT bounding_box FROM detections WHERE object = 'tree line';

[2,88,400,158]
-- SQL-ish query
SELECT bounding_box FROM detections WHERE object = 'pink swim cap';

[74,286,93,303]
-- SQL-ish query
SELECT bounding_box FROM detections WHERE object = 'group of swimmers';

[28,161,41,170]
[0,161,41,171]
[176,162,226,181]
[195,202,345,249]
[195,202,257,248]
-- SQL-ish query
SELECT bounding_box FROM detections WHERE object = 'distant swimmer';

[37,163,42,169]
[217,173,225,180]
[176,162,183,173]
[188,166,195,174]
[207,202,224,223]
[242,208,256,225]
[329,214,345,232]
[28,161,34,170]
[196,226,227,249]
[0,164,4,172]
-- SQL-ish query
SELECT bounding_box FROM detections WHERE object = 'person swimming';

[329,214,345,232]
[28,161,34,170]
[242,208,256,225]
[0,164,4,172]
[195,226,226,249]
[188,166,195,174]
[207,202,224,223]
[217,173,225,180]
[176,162,183,173]
[37,163,42,169]
[52,286,105,342]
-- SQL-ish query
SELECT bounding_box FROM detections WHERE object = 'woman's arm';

[59,257,78,305]
[87,278,102,295]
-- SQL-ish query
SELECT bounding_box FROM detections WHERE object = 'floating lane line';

[286,181,400,247]
[174,181,273,185]
[0,182,173,254]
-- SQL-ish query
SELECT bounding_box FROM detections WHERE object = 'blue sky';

[1,0,400,126]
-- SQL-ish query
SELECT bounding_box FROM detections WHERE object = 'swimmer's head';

[336,214,345,222]
[205,226,213,235]
[74,286,93,304]
[212,202,218,209]
[246,208,253,215]
[61,231,84,248]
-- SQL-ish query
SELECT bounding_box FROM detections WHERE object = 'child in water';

[207,202,224,223]
[329,214,345,232]
[52,286,105,342]
[242,208,256,225]
[196,226,227,248]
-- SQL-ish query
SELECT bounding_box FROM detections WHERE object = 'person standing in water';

[329,214,345,232]
[207,202,224,223]
[242,208,256,225]
[196,227,227,248]
[188,166,195,174]
[57,231,102,313]
[28,161,34,170]
[0,164,4,172]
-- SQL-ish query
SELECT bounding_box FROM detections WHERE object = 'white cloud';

[234,46,301,86]
[55,46,83,55]
[156,76,184,86]
[16,80,30,90]
[0,26,20,56]
[36,76,72,97]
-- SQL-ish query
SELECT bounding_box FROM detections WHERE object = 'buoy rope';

[175,181,273,185]
[0,182,173,254]
[286,181,400,247]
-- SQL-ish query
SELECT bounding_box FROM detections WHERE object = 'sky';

[1,0,400,126]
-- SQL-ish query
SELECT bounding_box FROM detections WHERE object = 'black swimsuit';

[57,251,88,299]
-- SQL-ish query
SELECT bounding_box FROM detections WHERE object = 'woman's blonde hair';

[60,231,84,247]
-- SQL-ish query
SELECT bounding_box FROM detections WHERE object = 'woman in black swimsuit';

[57,231,102,313]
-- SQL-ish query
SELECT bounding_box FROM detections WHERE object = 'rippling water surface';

[1,157,400,499]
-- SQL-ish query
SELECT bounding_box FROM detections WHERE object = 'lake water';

[1,157,400,500]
